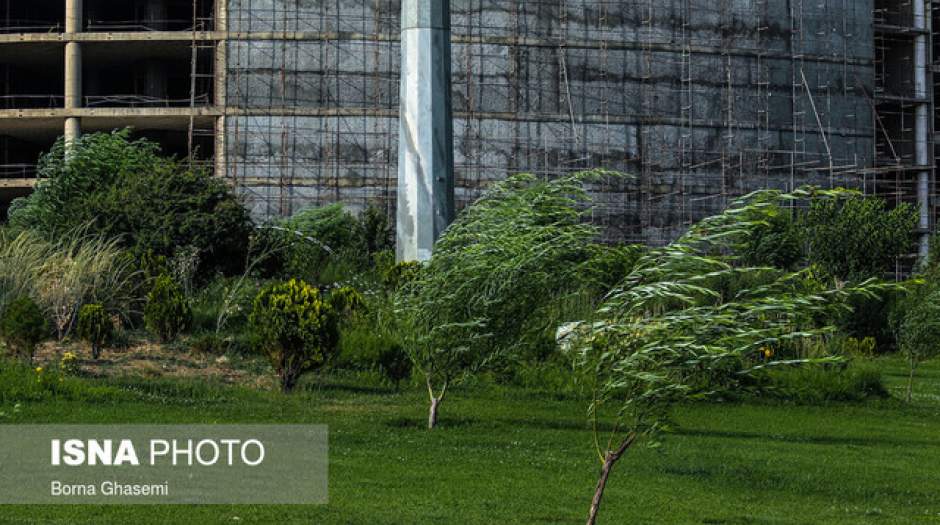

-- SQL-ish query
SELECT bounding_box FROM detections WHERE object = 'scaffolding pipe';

[914,0,931,261]
[396,0,455,262]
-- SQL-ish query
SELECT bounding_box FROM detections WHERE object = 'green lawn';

[0,358,938,524]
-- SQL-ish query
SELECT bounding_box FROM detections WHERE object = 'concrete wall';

[224,0,875,244]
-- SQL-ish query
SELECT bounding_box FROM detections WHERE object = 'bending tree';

[560,188,896,525]
[899,280,940,402]
[397,171,620,429]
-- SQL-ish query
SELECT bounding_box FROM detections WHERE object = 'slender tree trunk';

[908,357,916,403]
[586,433,636,525]
[428,396,442,429]
[426,378,448,430]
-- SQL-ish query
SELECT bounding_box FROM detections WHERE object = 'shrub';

[761,363,888,403]
[0,297,49,364]
[255,204,368,284]
[76,304,113,359]
[249,279,339,392]
[60,352,80,375]
[144,275,192,342]
[361,205,393,254]
[383,260,421,290]
[803,193,916,281]
[329,286,366,318]
[377,342,412,390]
[8,130,252,277]
[741,206,804,269]
[338,324,411,389]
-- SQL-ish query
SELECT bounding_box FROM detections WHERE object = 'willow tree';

[899,280,940,402]
[560,188,895,525]
[397,171,620,429]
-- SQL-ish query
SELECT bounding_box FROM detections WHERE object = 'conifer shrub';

[249,279,339,392]
[0,297,49,364]
[144,275,192,342]
[328,286,366,318]
[76,304,112,359]
[377,341,412,390]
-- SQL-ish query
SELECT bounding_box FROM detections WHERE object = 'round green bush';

[144,275,192,342]
[329,286,366,317]
[0,297,49,364]
[249,279,339,392]
[76,304,113,359]
[8,130,252,277]
[377,342,412,390]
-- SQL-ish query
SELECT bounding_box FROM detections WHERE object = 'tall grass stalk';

[0,229,140,338]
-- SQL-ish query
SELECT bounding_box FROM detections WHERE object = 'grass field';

[0,357,937,524]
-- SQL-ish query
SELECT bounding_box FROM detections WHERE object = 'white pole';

[396,0,455,262]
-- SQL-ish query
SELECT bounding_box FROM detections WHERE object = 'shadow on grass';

[675,428,938,448]
[299,381,397,396]
[385,416,480,429]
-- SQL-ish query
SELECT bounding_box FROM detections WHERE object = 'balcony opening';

[86,0,215,32]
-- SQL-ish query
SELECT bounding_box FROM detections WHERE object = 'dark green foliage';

[254,204,370,284]
[0,297,48,364]
[760,363,888,403]
[741,206,804,269]
[803,194,916,281]
[144,275,192,342]
[839,292,903,353]
[898,279,940,401]
[383,260,421,290]
[76,304,112,359]
[929,231,940,272]
[8,131,252,277]
[249,279,339,392]
[329,286,366,318]
[361,205,393,254]
[377,343,412,389]
[582,243,645,294]
[338,326,411,389]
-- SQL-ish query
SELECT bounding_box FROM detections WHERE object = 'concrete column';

[65,0,82,33]
[214,33,228,179]
[914,0,931,261]
[396,0,455,262]
[64,0,82,150]
[64,117,81,149]
[215,0,228,33]
[214,115,227,179]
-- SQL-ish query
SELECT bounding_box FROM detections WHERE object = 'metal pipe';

[914,0,931,261]
[396,0,455,262]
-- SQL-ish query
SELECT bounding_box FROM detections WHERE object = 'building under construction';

[0,1,936,258]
